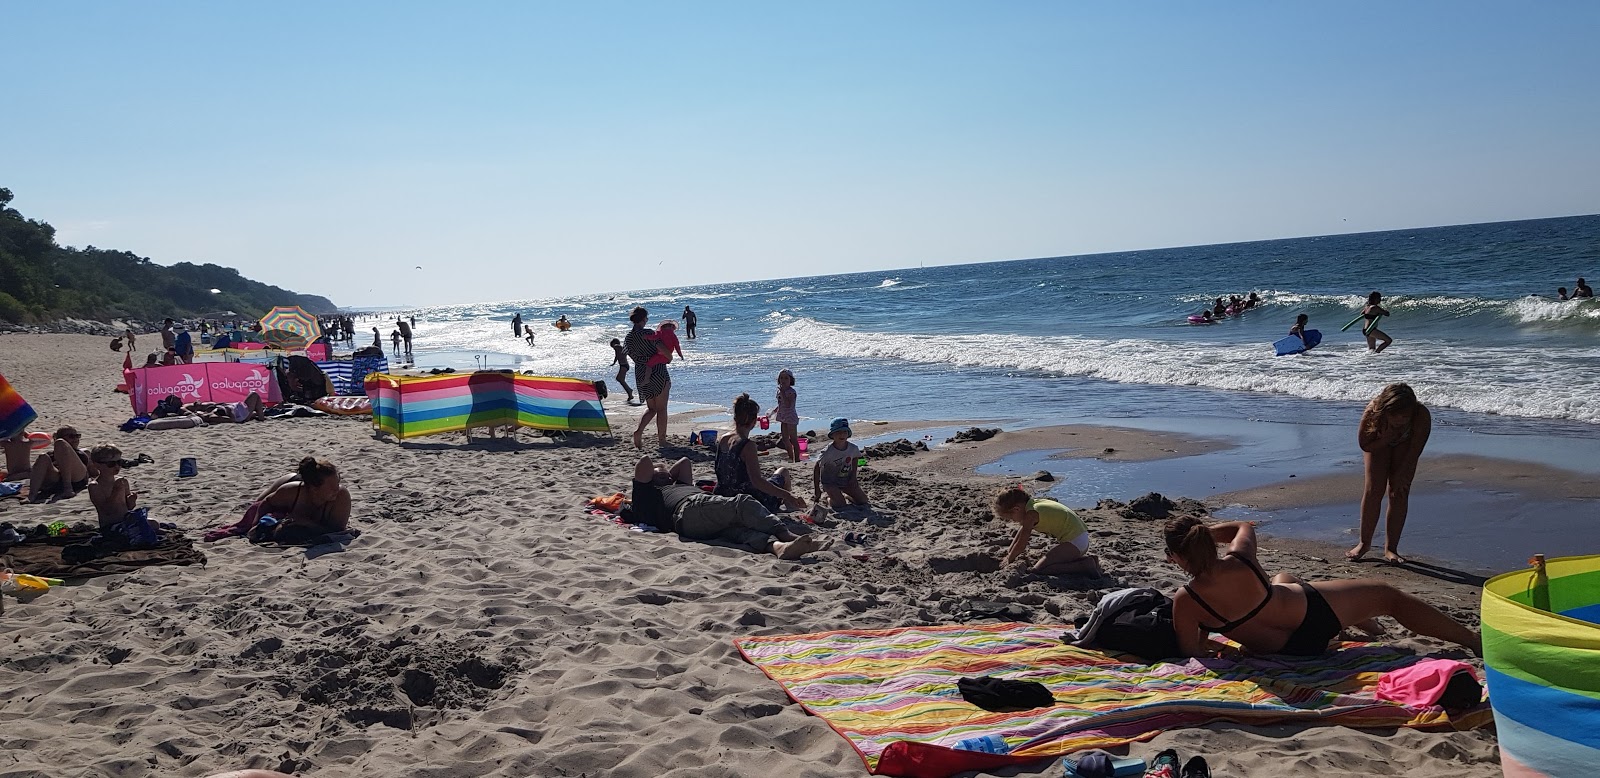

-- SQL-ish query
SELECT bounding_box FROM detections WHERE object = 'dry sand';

[0,334,1500,777]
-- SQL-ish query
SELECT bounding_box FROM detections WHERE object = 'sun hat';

[828,418,851,436]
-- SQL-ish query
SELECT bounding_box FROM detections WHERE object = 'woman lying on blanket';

[1164,516,1480,657]
[630,455,826,559]
[250,457,351,543]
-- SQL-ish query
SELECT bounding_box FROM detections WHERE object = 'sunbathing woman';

[631,455,824,559]
[252,457,351,543]
[30,426,95,502]
[1164,516,1478,658]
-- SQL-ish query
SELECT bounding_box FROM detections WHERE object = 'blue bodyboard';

[1273,329,1322,356]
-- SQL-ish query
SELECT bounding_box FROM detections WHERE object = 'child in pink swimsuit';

[644,321,685,381]
[775,369,799,462]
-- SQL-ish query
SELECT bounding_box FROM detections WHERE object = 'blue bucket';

[700,430,718,447]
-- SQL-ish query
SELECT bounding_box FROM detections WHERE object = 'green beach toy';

[1340,314,1366,332]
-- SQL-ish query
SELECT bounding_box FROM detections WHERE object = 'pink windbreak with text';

[131,363,281,415]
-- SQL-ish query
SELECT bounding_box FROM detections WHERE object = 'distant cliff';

[0,186,336,324]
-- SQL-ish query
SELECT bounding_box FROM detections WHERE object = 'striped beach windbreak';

[1482,554,1600,777]
[365,372,609,440]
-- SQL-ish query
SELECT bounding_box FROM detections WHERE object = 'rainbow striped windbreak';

[0,372,38,441]
[364,372,609,440]
[1483,555,1600,777]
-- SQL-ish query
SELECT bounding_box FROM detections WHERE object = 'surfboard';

[1273,329,1322,356]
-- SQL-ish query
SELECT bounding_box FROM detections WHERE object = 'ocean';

[401,214,1600,433]
[386,214,1600,570]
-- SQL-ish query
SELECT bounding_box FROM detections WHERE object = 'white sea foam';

[767,318,1600,423]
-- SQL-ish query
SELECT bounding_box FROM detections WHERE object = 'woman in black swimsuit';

[254,457,351,543]
[1164,516,1478,657]
[29,426,95,502]
[624,307,670,449]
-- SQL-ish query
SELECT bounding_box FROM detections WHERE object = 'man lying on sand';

[630,456,827,559]
[1164,517,1480,657]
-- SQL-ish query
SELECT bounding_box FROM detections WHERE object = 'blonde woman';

[1347,383,1431,563]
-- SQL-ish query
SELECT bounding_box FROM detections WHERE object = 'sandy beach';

[1,334,1506,777]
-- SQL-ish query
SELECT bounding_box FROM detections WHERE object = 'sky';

[4,2,1598,308]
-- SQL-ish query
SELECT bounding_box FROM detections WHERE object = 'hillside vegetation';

[0,187,335,323]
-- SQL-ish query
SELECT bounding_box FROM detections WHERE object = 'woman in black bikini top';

[1164,516,1482,658]
[258,456,351,542]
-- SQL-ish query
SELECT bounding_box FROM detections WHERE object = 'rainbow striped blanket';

[0,372,38,442]
[735,622,1491,778]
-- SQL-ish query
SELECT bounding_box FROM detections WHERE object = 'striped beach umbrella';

[1482,554,1600,777]
[259,305,321,349]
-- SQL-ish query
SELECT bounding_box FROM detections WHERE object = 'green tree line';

[0,187,335,323]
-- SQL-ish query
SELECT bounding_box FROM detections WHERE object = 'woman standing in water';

[1361,291,1392,353]
[624,307,670,448]
[1348,383,1431,564]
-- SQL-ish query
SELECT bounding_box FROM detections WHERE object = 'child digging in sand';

[993,486,1102,576]
[812,418,869,509]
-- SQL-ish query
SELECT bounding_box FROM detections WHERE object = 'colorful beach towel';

[0,371,38,441]
[735,622,1491,778]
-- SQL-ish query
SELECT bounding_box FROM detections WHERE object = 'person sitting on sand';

[2,432,35,482]
[993,486,1102,576]
[1348,382,1431,564]
[142,353,159,368]
[250,457,352,544]
[1165,516,1478,657]
[86,444,160,536]
[630,455,825,559]
[716,393,806,512]
[813,418,870,509]
[1574,277,1594,298]
[30,426,95,502]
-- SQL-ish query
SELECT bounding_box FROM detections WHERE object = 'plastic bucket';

[758,415,770,430]
[700,430,718,447]
[797,437,808,454]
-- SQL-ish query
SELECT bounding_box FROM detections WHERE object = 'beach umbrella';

[259,305,321,349]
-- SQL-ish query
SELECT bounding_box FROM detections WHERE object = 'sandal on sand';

[1181,756,1210,778]
[1143,749,1180,778]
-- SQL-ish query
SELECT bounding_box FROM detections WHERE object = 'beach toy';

[178,457,198,478]
[1186,315,1211,324]
[0,570,57,593]
[1272,329,1322,356]
[797,437,808,454]
[758,415,770,430]
[27,431,51,450]
[699,430,718,447]
[46,521,68,536]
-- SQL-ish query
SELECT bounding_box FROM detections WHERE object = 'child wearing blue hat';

[813,418,870,509]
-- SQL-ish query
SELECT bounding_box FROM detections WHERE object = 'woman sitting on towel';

[1164,516,1479,657]
[252,457,351,543]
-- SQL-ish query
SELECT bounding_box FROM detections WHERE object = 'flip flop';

[1181,756,1210,778]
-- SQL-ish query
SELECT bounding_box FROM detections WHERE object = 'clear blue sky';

[5,2,1597,307]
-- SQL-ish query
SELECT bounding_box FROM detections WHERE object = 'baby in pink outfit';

[644,321,684,377]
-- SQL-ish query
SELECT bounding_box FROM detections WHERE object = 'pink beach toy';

[758,415,770,430]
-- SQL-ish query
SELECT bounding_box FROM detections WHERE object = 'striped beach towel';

[735,622,1490,778]
[0,372,38,441]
